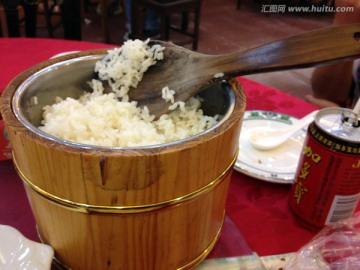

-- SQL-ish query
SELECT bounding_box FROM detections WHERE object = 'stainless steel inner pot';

[12,54,236,149]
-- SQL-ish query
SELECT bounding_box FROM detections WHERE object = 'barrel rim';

[3,50,246,154]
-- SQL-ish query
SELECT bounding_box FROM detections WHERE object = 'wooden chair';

[40,0,63,38]
[40,0,81,40]
[82,0,111,43]
[131,0,202,50]
[0,0,37,37]
[236,0,241,9]
[0,0,81,40]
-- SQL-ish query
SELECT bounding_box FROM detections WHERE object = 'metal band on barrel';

[13,151,238,214]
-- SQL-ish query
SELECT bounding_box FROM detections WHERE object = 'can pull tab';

[345,97,360,128]
[341,110,359,128]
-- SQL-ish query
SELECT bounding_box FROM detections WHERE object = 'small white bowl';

[0,225,54,269]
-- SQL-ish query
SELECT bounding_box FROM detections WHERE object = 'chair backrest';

[0,5,3,37]
[131,0,202,50]
[0,0,38,37]
[0,0,81,40]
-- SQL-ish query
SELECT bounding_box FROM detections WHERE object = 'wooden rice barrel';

[0,51,246,270]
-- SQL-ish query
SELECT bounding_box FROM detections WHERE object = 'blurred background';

[0,0,333,100]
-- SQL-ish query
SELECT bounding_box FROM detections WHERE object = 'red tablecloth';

[0,38,320,259]
[228,78,318,256]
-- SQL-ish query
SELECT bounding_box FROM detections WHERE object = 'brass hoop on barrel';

[13,151,238,214]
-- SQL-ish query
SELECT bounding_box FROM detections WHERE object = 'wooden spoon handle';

[212,23,360,78]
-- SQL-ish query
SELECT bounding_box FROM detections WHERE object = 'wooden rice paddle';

[128,23,360,118]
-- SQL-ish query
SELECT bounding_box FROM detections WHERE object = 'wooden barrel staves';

[0,51,246,270]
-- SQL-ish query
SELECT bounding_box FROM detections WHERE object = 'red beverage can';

[289,108,360,230]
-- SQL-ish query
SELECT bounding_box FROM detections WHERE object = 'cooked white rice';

[94,39,165,101]
[39,39,219,147]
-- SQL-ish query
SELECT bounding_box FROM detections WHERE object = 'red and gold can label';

[289,108,360,230]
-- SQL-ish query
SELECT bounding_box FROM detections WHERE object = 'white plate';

[234,110,307,184]
[49,51,80,59]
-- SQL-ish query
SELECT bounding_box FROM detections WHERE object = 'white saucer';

[49,51,80,59]
[234,110,307,184]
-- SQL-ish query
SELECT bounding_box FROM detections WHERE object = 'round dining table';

[0,38,328,268]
